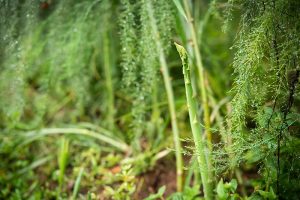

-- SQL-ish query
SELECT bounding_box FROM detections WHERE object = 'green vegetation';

[0,0,299,199]
[175,43,213,200]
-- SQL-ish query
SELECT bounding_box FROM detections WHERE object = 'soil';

[134,158,177,199]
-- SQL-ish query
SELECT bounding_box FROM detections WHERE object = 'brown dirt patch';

[134,158,177,199]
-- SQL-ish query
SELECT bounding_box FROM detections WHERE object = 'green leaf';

[244,148,264,164]
[183,185,201,199]
[58,137,69,189]
[144,185,166,200]
[72,167,84,200]
[229,179,237,192]
[172,0,188,21]
[257,188,276,200]
[217,179,228,200]
[230,193,241,200]
[168,192,184,200]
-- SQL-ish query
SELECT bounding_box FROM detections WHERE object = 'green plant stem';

[58,137,69,197]
[175,43,213,200]
[185,155,198,188]
[103,30,115,130]
[182,0,212,150]
[72,167,85,200]
[146,1,183,192]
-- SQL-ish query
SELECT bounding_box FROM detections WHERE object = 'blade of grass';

[72,167,85,200]
[21,128,130,152]
[58,137,69,195]
[8,155,53,180]
[78,122,117,137]
[184,155,199,188]
[172,0,188,21]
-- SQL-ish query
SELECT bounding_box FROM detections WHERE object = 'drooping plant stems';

[175,43,213,200]
[182,0,212,150]
[146,1,183,192]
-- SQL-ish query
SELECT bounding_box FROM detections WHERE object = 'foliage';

[223,0,300,198]
[104,165,136,200]
[119,0,175,146]
[168,185,202,200]
[175,43,213,200]
[58,137,69,194]
[143,186,166,200]
[0,0,299,199]
[216,179,239,200]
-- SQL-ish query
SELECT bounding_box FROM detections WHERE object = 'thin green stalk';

[58,137,69,197]
[146,1,183,192]
[175,43,213,200]
[185,155,199,188]
[182,0,212,150]
[103,30,115,130]
[72,167,85,200]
